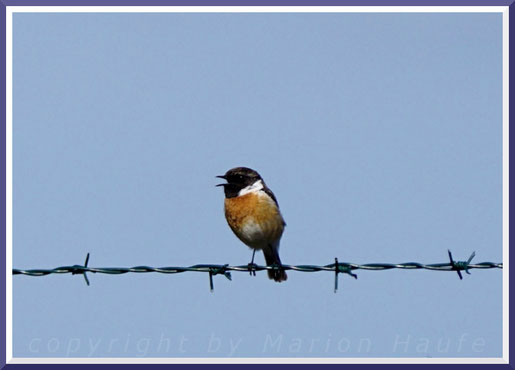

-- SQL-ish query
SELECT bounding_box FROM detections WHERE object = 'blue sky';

[12,11,503,358]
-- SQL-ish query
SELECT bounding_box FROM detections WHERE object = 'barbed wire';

[12,250,502,292]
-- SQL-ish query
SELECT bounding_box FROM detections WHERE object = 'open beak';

[216,175,226,187]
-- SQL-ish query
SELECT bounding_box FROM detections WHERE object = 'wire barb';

[207,264,231,292]
[70,253,91,286]
[333,258,358,293]
[448,250,476,280]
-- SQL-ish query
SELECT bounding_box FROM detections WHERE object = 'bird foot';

[247,262,257,276]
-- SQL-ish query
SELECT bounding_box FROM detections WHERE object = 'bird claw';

[247,262,257,276]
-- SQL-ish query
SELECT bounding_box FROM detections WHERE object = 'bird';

[216,167,287,282]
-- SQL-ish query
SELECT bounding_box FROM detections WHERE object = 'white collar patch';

[238,180,264,196]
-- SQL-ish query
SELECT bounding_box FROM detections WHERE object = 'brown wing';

[262,186,286,227]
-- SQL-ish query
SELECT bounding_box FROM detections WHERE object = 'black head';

[216,167,263,198]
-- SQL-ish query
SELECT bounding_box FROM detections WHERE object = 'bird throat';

[223,180,264,199]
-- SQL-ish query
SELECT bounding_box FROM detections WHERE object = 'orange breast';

[224,192,285,249]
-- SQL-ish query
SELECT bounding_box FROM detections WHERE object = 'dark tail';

[263,245,287,282]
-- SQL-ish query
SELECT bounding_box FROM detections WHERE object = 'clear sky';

[12,11,503,358]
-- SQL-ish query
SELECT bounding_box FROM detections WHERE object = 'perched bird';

[216,167,287,282]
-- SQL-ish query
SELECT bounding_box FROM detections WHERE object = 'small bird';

[216,167,287,282]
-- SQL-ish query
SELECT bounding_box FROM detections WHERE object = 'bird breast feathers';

[224,191,284,247]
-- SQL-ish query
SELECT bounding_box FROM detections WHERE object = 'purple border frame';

[0,0,513,4]
[0,0,514,5]
[0,0,512,368]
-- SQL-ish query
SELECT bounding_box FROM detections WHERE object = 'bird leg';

[248,249,257,276]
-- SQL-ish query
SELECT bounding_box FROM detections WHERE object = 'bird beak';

[216,175,227,187]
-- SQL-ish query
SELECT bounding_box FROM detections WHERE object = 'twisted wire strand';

[12,261,503,276]
[12,250,502,291]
